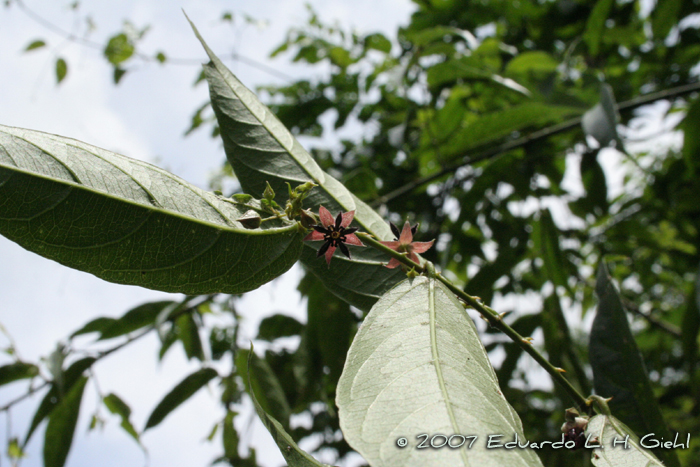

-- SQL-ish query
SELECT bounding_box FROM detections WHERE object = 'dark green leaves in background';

[590,263,679,467]
[145,367,218,430]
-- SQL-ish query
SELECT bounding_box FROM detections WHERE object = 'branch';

[621,297,682,338]
[0,380,50,412]
[356,232,589,410]
[372,81,700,207]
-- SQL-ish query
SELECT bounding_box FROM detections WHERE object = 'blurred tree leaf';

[589,263,680,467]
[0,362,39,386]
[43,376,87,467]
[144,367,218,430]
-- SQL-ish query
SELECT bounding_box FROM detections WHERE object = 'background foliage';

[2,0,700,466]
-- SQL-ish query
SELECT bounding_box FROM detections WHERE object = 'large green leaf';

[337,276,544,467]
[589,263,680,467]
[0,125,303,295]
[189,20,403,311]
[43,376,88,467]
[585,414,664,467]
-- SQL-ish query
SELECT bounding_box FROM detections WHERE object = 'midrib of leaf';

[428,277,469,466]
[605,416,661,464]
[1,156,295,238]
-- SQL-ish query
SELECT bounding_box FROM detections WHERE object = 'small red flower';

[380,221,434,269]
[303,206,364,265]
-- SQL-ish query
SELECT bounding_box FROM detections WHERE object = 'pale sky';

[0,1,415,466]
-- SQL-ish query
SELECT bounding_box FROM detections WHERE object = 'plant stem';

[356,232,589,410]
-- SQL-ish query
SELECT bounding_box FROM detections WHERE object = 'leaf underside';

[336,276,544,467]
[585,414,664,467]
[189,20,404,311]
[0,125,303,295]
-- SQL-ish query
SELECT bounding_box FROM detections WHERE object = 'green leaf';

[72,300,175,340]
[236,349,291,431]
[584,0,614,56]
[505,51,559,76]
[433,103,582,159]
[113,67,127,84]
[680,98,700,176]
[25,357,95,446]
[0,124,303,296]
[43,376,88,467]
[681,273,700,367]
[337,276,544,467]
[0,362,39,386]
[364,33,391,53]
[188,18,402,311]
[104,33,134,65]
[7,437,26,460]
[257,314,304,341]
[245,348,331,467]
[103,393,140,442]
[24,39,46,52]
[532,209,572,293]
[585,414,664,467]
[303,275,353,384]
[176,312,205,361]
[425,56,492,88]
[652,0,683,39]
[55,58,67,84]
[144,367,218,430]
[582,83,619,147]
[589,263,680,467]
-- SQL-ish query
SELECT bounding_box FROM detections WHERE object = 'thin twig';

[0,381,50,412]
[356,232,590,410]
[621,297,682,338]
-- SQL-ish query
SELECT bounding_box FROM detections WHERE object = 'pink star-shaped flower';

[303,206,364,265]
[379,221,434,269]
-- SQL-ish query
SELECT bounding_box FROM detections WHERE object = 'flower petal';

[398,221,413,244]
[385,258,402,269]
[334,212,343,229]
[410,240,435,254]
[338,241,351,259]
[340,210,356,228]
[344,233,364,246]
[379,240,401,250]
[408,251,422,265]
[324,245,337,265]
[303,230,326,241]
[318,206,334,227]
